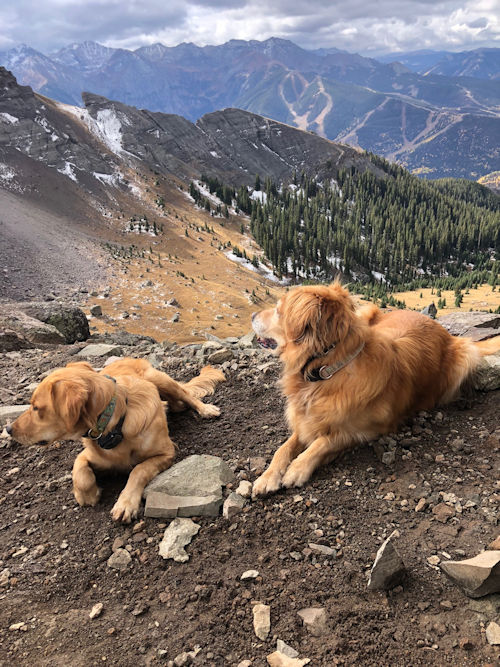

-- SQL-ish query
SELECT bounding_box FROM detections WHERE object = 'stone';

[421,303,437,319]
[486,622,500,645]
[158,518,200,563]
[276,640,299,659]
[0,301,89,344]
[415,498,428,512]
[77,343,123,358]
[267,653,310,667]
[297,607,328,637]
[237,662,252,667]
[367,530,406,590]
[0,328,33,352]
[238,331,258,348]
[172,313,180,323]
[437,312,500,340]
[89,602,104,619]
[253,603,271,640]
[249,457,267,472]
[173,646,201,666]
[207,349,233,364]
[236,480,253,498]
[308,543,336,557]
[90,305,102,317]
[144,455,235,498]
[241,570,259,580]
[440,550,500,598]
[144,491,222,519]
[381,451,396,465]
[107,548,132,570]
[472,353,500,392]
[223,492,246,519]
[0,405,30,428]
[432,503,455,523]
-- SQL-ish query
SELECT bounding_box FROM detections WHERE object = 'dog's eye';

[32,406,38,412]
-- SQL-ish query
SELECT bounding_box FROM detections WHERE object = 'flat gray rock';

[144,491,222,518]
[77,343,123,358]
[437,312,500,340]
[144,454,235,498]
[368,530,406,590]
[440,550,500,598]
[158,518,200,562]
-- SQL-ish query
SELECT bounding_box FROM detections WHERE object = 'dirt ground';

[0,343,499,667]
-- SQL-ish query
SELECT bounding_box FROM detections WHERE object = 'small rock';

[241,569,259,581]
[90,305,102,317]
[440,550,500,598]
[89,602,104,619]
[487,535,500,550]
[432,503,455,523]
[367,530,405,590]
[223,492,246,520]
[9,622,27,631]
[308,543,336,557]
[171,313,180,323]
[276,639,299,659]
[173,646,201,666]
[107,548,132,570]
[78,343,122,358]
[381,451,396,465]
[237,661,253,667]
[249,457,267,472]
[253,603,271,640]
[427,555,441,566]
[158,518,200,563]
[486,621,500,645]
[415,498,428,512]
[267,653,310,667]
[297,607,328,637]
[207,349,233,364]
[236,480,253,498]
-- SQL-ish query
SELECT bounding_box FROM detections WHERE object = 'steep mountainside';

[380,48,500,80]
[1,39,499,181]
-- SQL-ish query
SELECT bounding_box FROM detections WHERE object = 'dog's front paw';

[252,470,282,498]
[74,485,101,507]
[110,497,139,523]
[198,403,220,418]
[282,462,310,489]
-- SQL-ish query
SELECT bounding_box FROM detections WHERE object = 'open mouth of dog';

[257,337,278,350]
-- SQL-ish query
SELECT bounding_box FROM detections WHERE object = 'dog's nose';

[5,424,12,436]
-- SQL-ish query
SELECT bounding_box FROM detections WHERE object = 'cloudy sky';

[1,0,499,55]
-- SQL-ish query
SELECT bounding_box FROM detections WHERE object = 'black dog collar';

[303,342,365,382]
[85,375,126,449]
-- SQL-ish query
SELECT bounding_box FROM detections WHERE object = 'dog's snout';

[5,423,12,436]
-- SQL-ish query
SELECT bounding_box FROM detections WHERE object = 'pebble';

[253,603,271,640]
[297,607,328,637]
[427,555,440,566]
[236,480,253,498]
[9,622,27,631]
[241,569,259,580]
[367,531,405,590]
[276,639,299,659]
[486,621,500,645]
[223,492,246,520]
[107,548,132,570]
[89,602,104,619]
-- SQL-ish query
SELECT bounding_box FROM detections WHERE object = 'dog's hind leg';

[252,432,305,497]
[143,367,222,418]
[282,432,352,489]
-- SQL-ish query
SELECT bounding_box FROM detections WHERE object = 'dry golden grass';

[84,173,285,343]
[393,284,500,314]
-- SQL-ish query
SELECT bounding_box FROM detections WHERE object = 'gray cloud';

[0,0,498,55]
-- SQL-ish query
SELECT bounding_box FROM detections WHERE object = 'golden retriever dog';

[7,358,225,522]
[251,282,500,497]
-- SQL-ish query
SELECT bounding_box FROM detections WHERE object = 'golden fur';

[9,358,225,522]
[251,282,500,496]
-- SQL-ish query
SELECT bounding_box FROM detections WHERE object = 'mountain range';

[1,38,499,181]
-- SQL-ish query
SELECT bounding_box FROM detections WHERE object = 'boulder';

[367,530,406,590]
[145,455,235,498]
[437,312,500,341]
[440,550,500,598]
[0,328,33,352]
[0,302,90,345]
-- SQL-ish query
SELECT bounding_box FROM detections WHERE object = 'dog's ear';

[285,285,354,350]
[65,361,94,371]
[51,379,89,430]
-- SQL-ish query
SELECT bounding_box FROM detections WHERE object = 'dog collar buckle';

[318,365,334,380]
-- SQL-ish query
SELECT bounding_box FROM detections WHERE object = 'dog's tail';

[180,366,226,398]
[474,335,500,357]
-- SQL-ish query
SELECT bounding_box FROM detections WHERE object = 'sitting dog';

[7,358,225,522]
[251,282,500,497]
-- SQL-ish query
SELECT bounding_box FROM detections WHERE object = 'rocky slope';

[1,39,499,180]
[0,313,499,665]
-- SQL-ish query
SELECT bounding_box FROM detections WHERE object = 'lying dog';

[7,358,224,522]
[251,282,500,497]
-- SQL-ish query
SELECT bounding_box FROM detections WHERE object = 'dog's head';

[252,282,356,365]
[7,362,99,446]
